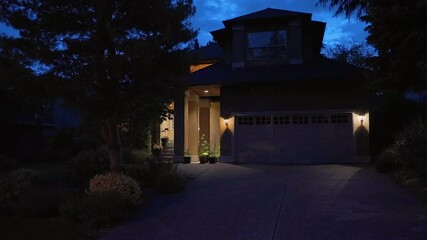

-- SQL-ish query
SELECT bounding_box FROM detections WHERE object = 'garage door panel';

[235,113,355,164]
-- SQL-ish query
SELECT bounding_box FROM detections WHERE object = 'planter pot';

[161,138,169,148]
[208,157,217,164]
[183,156,191,164]
[199,156,207,164]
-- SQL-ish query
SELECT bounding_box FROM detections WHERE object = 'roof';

[223,8,311,25]
[190,43,223,62]
[188,58,364,86]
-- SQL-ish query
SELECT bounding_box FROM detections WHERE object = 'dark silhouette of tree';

[317,0,427,91]
[0,0,196,171]
[326,42,374,69]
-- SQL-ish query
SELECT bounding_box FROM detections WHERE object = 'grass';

[0,217,96,240]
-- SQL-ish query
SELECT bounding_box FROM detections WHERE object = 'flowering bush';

[89,172,142,204]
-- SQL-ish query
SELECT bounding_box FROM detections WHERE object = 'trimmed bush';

[392,118,427,175]
[0,168,41,210]
[89,172,142,204]
[375,148,398,173]
[66,148,109,188]
[14,187,63,218]
[60,191,131,228]
[122,163,149,186]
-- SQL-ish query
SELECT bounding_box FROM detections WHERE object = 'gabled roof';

[223,8,311,25]
[188,57,364,86]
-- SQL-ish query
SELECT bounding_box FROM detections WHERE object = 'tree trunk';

[101,117,122,172]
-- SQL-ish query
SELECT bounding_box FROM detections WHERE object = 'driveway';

[100,164,427,240]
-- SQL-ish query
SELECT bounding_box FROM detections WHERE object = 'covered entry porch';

[171,85,231,162]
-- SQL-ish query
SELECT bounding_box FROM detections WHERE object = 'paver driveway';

[100,164,427,240]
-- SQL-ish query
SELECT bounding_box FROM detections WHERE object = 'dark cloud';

[192,0,368,47]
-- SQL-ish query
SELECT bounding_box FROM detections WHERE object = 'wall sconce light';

[224,118,229,126]
[359,115,365,124]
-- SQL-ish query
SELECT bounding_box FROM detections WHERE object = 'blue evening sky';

[0,0,368,48]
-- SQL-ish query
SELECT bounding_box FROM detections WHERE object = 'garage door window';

[237,116,254,125]
[331,114,349,124]
[311,115,329,124]
[273,116,291,125]
[292,115,309,124]
[256,116,272,125]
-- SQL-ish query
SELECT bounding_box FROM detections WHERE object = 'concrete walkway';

[100,164,427,240]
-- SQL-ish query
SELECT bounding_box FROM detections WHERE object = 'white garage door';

[234,113,355,164]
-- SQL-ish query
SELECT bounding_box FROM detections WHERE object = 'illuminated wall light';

[359,115,365,124]
[204,90,209,93]
[224,118,229,126]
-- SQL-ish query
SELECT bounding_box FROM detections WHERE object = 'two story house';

[170,8,370,164]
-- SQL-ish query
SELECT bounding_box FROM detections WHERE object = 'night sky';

[0,0,368,48]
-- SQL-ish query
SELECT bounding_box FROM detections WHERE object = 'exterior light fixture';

[204,90,209,93]
[359,115,365,124]
[224,118,229,126]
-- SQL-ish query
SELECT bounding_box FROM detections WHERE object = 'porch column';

[173,90,186,161]
[199,98,211,146]
[187,92,199,159]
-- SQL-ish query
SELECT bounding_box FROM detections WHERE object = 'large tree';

[0,0,196,171]
[317,0,427,91]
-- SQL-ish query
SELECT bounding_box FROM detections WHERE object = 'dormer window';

[247,30,287,60]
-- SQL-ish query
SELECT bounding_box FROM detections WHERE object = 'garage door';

[234,113,355,164]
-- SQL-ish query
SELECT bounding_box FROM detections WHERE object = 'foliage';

[317,0,427,91]
[0,168,41,209]
[0,0,197,171]
[392,118,427,175]
[46,128,76,162]
[66,148,109,188]
[198,134,209,156]
[0,155,17,173]
[370,92,424,156]
[184,149,191,157]
[326,42,374,69]
[317,0,368,18]
[89,172,142,204]
[375,148,398,173]
[60,191,132,228]
[14,187,63,218]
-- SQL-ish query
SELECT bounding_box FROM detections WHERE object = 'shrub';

[375,148,398,173]
[60,191,131,228]
[66,148,109,188]
[154,172,187,194]
[45,128,75,162]
[0,168,41,209]
[89,172,142,204]
[122,163,149,186]
[392,118,427,175]
[0,155,17,173]
[14,187,63,218]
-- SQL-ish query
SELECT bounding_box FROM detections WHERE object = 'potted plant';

[198,134,209,164]
[208,140,219,164]
[160,136,169,148]
[184,149,191,164]
[160,128,169,147]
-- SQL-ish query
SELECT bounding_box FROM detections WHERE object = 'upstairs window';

[247,30,287,60]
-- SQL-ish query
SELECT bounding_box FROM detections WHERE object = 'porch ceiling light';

[204,90,209,93]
